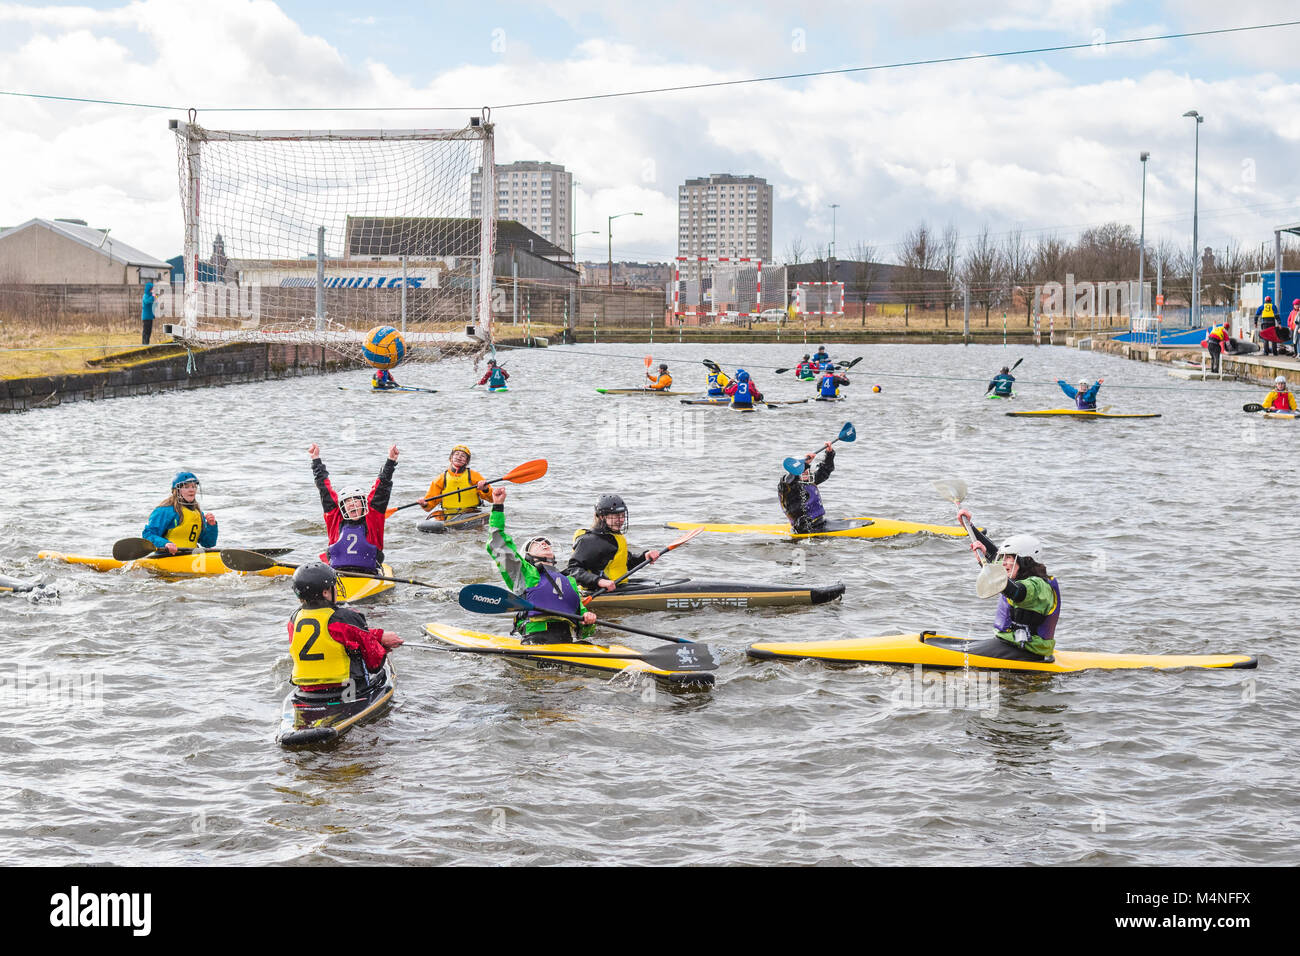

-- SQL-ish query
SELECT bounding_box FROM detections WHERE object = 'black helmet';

[1000,366,1010,374]
[292,562,337,604]
[803,353,810,359]
[658,363,668,371]
[595,494,627,517]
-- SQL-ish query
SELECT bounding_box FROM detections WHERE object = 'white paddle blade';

[932,478,969,505]
[976,563,1008,599]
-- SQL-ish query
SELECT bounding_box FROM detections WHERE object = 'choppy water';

[1,343,1294,866]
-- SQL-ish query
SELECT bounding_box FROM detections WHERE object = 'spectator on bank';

[1256,296,1281,356]
[141,281,156,346]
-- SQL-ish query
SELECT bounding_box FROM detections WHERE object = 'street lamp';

[608,211,643,290]
[1183,110,1203,328]
[1137,151,1149,335]
[829,203,839,260]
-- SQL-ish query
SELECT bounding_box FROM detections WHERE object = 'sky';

[1,0,1298,268]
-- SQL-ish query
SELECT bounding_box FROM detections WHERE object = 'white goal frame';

[795,281,845,316]
[170,118,496,348]
[673,256,786,318]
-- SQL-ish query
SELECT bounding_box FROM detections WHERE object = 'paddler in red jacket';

[1263,376,1296,411]
[309,442,397,575]
[287,563,401,692]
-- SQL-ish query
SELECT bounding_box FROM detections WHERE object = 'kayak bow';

[277,659,396,747]
[664,517,969,540]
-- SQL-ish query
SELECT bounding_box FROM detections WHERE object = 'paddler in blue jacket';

[143,471,218,554]
[813,345,832,365]
[778,444,834,533]
[565,495,661,593]
[817,368,850,399]
[957,511,1059,662]
[724,368,763,408]
[987,366,1016,397]
[1058,377,1102,410]
[486,488,596,643]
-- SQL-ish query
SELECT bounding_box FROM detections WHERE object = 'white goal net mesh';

[673,257,786,316]
[170,119,496,360]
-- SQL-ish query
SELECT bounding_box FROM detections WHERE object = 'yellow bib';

[289,607,352,686]
[166,507,203,547]
[1262,304,1277,318]
[573,528,629,580]
[441,469,479,514]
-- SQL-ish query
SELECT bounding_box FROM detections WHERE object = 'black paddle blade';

[1243,403,1264,413]
[251,548,295,557]
[219,548,282,572]
[647,642,716,671]
[112,537,160,561]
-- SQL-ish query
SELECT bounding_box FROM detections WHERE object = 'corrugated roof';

[0,218,169,268]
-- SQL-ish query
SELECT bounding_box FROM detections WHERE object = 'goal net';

[169,118,496,360]
[795,281,845,316]
[672,257,786,318]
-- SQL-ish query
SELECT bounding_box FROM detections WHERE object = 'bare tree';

[939,224,959,325]
[784,237,807,265]
[1001,227,1032,322]
[962,225,1001,323]
[850,241,880,323]
[898,221,937,320]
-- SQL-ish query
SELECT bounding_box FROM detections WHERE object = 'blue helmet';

[736,368,750,383]
[819,360,834,370]
[171,471,199,489]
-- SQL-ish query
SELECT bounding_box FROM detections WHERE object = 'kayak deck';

[597,388,698,395]
[37,549,285,577]
[583,577,845,610]
[423,623,714,688]
[664,516,969,540]
[1007,409,1161,419]
[747,633,1257,673]
[277,660,396,747]
[417,511,491,533]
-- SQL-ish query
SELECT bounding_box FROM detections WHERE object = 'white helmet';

[339,489,369,518]
[996,534,1042,563]
[1078,379,1090,390]
[1275,375,1287,387]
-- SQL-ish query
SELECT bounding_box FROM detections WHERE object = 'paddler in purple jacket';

[778,442,834,533]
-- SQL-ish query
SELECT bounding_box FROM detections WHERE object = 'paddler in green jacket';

[958,508,1060,662]
[486,488,596,643]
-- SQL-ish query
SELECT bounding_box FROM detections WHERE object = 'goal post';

[672,256,786,319]
[795,281,845,317]
[169,118,495,357]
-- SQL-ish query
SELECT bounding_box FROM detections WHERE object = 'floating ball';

[872,384,882,393]
[362,326,406,369]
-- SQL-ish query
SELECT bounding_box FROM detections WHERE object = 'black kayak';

[417,510,491,534]
[0,573,58,601]
[583,577,845,610]
[277,660,396,748]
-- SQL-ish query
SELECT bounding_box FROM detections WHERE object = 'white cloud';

[1,0,1297,270]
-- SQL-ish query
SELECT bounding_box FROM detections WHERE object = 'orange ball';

[872,385,882,393]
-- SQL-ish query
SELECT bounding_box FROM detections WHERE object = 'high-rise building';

[471,161,572,253]
[677,174,772,260]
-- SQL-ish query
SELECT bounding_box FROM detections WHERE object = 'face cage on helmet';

[340,494,369,519]
[596,508,629,531]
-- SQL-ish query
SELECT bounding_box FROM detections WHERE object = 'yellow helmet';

[451,444,472,461]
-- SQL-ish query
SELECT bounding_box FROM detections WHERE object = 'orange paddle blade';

[665,527,704,550]
[644,355,653,367]
[500,459,548,484]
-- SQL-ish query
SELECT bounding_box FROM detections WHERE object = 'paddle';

[458,583,696,645]
[835,356,863,370]
[985,357,1024,394]
[782,421,857,476]
[931,479,1007,598]
[219,549,445,589]
[581,528,704,605]
[384,459,548,517]
[392,385,439,394]
[1243,403,1265,413]
[408,640,715,672]
[111,537,293,562]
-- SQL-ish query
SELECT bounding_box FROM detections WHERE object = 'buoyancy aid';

[289,607,352,686]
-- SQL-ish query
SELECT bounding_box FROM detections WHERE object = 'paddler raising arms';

[646,363,673,390]
[486,488,596,643]
[309,442,397,575]
[143,471,218,555]
[564,495,661,592]
[957,510,1059,663]
[421,444,491,521]
[1058,377,1102,410]
[287,562,402,693]
[779,443,834,533]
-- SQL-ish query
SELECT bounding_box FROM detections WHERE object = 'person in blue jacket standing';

[143,471,218,554]
[1057,377,1103,410]
[140,281,156,345]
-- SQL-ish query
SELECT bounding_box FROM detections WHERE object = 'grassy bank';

[0,314,146,379]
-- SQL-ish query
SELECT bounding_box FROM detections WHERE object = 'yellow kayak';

[664,516,969,539]
[748,633,1257,673]
[1007,409,1161,419]
[422,623,715,688]
[38,550,394,603]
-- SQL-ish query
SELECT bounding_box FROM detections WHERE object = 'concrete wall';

[0,226,148,285]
